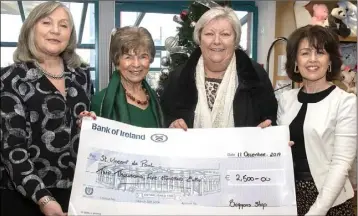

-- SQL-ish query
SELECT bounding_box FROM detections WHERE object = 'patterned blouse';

[205,77,222,110]
[0,62,92,203]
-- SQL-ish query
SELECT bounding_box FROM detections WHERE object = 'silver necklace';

[34,61,65,79]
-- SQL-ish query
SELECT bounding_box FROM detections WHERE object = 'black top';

[290,85,336,180]
[160,48,278,128]
[0,62,93,203]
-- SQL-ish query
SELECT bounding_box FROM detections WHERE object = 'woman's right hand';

[77,111,97,128]
[169,118,188,131]
[38,197,66,216]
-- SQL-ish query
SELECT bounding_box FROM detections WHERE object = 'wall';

[98,1,115,91]
[273,1,296,87]
[256,1,276,83]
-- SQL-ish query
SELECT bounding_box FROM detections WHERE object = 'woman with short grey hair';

[0,2,92,215]
[161,6,277,129]
[88,26,165,128]
[193,6,242,47]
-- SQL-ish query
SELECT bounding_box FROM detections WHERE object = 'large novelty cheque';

[68,117,297,215]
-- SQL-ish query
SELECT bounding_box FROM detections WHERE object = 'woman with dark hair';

[278,25,356,215]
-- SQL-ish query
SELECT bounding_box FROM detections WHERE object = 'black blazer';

[160,48,278,128]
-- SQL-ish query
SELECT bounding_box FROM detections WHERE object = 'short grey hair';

[193,6,241,47]
[13,1,84,68]
[109,26,155,69]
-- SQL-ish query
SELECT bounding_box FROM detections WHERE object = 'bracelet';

[39,196,56,208]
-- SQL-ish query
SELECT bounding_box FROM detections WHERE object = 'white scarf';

[193,54,238,128]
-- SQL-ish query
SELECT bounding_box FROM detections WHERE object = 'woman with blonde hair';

[0,2,92,215]
[161,6,277,129]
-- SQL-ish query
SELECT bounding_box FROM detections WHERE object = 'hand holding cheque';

[68,117,297,215]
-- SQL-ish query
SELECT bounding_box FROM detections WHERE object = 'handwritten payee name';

[100,155,154,167]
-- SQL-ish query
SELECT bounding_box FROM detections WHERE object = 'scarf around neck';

[99,71,162,127]
[193,54,238,128]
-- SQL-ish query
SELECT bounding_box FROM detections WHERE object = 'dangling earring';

[328,64,332,73]
[294,63,299,73]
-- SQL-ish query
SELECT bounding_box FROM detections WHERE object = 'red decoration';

[180,10,189,21]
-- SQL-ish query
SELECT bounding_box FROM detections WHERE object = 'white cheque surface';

[68,117,297,215]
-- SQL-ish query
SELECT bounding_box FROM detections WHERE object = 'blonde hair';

[13,1,84,68]
[193,6,241,47]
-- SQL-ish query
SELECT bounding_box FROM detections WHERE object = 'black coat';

[160,48,278,128]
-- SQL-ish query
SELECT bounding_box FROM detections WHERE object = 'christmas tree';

[156,0,232,97]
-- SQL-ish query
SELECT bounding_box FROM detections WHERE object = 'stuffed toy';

[337,1,357,36]
[312,4,329,26]
[341,66,357,94]
[327,7,352,37]
[332,79,348,92]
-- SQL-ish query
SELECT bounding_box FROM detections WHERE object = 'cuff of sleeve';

[34,188,52,204]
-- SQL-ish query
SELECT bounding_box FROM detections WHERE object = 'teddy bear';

[312,4,329,26]
[333,65,356,94]
[326,6,352,38]
[337,1,357,36]
[341,66,357,94]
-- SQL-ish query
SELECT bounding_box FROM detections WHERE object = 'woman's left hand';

[257,119,272,128]
[77,111,96,128]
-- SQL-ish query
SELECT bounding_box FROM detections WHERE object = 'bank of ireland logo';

[85,187,93,195]
[150,134,168,143]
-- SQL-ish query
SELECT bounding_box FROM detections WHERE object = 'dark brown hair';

[285,25,342,82]
[109,26,155,70]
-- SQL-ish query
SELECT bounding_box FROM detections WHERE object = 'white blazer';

[277,87,357,215]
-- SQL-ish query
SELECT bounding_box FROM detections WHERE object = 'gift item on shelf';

[337,1,357,36]
[340,43,357,69]
[334,65,357,95]
[327,6,352,38]
[293,1,357,38]
[312,4,329,26]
